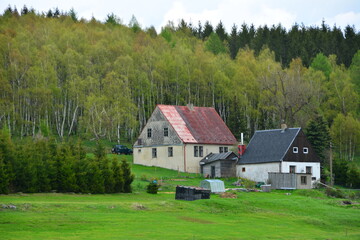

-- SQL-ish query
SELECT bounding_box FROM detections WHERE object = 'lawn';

[0,191,359,240]
[1,153,359,239]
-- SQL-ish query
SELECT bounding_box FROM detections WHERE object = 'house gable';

[134,106,182,147]
[283,129,320,162]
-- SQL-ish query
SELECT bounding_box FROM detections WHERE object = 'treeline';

[0,7,359,185]
[0,128,134,194]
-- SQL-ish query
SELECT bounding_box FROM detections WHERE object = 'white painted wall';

[134,143,235,173]
[281,161,321,184]
[237,162,280,182]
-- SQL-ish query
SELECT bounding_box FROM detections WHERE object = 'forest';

[0,6,359,188]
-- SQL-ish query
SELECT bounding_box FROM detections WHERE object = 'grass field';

[1,153,359,239]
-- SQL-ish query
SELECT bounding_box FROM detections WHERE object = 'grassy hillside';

[0,191,359,240]
[1,154,359,240]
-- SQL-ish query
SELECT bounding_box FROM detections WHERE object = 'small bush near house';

[325,188,346,198]
[242,178,256,189]
[146,182,160,194]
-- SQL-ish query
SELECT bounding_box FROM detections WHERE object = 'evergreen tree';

[215,21,227,42]
[305,116,331,164]
[121,159,134,193]
[86,159,105,193]
[112,159,124,193]
[205,33,227,55]
[0,152,9,194]
[228,24,240,59]
[202,21,213,40]
[21,5,28,15]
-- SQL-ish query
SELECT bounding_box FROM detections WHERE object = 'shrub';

[146,182,159,194]
[325,188,345,198]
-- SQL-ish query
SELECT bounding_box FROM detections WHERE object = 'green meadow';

[1,154,359,239]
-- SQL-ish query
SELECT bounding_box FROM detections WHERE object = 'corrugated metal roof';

[238,128,300,164]
[158,104,237,145]
[200,152,238,164]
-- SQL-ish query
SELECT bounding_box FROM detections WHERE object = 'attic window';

[293,147,298,153]
[164,128,168,137]
[303,147,309,154]
[147,128,152,138]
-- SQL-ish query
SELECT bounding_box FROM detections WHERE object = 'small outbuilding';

[268,172,312,189]
[200,152,238,178]
[200,179,225,193]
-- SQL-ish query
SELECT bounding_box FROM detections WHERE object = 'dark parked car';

[111,145,133,155]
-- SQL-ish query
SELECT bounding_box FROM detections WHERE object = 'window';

[306,166,312,174]
[301,176,307,185]
[138,138,142,145]
[164,128,168,137]
[152,148,157,158]
[224,147,228,152]
[168,147,173,157]
[219,147,224,153]
[242,167,246,172]
[199,146,203,157]
[293,147,298,153]
[289,165,296,173]
[303,147,309,154]
[147,128,152,138]
[194,146,199,157]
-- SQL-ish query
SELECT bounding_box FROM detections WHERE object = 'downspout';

[279,161,282,173]
[183,144,187,172]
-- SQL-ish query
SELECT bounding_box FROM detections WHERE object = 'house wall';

[134,143,234,173]
[296,174,312,189]
[281,161,320,185]
[237,162,280,182]
[133,145,185,171]
[202,161,221,178]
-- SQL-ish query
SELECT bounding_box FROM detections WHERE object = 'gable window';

[147,128,152,138]
[168,147,173,157]
[152,148,157,158]
[289,165,296,173]
[219,147,224,153]
[293,147,298,153]
[303,147,309,154]
[301,176,307,185]
[306,166,312,174]
[194,146,199,157]
[199,146,203,157]
[164,128,168,137]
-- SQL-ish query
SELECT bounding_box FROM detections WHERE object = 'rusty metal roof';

[158,105,237,145]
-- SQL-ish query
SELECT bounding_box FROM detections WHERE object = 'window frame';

[224,147,228,152]
[164,127,169,137]
[293,147,298,153]
[303,147,309,154]
[152,148,157,158]
[306,166,312,174]
[168,147,173,157]
[219,147,224,153]
[301,176,307,185]
[194,146,199,157]
[199,146,203,157]
[289,165,296,173]
[147,128,152,138]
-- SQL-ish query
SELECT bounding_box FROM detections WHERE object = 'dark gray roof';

[200,152,238,165]
[238,128,300,164]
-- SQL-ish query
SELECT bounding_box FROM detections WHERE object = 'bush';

[146,182,159,194]
[325,188,346,198]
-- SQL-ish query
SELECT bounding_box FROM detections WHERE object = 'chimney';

[238,132,246,156]
[281,123,287,132]
[187,103,194,111]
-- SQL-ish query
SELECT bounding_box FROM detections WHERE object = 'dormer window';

[293,147,298,153]
[303,147,308,154]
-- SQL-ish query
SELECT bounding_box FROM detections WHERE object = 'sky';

[2,0,360,32]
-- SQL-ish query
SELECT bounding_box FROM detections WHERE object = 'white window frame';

[293,147,298,153]
[303,147,309,154]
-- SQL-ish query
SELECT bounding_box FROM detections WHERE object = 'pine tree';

[228,24,240,59]
[112,159,124,193]
[121,159,134,193]
[0,152,9,194]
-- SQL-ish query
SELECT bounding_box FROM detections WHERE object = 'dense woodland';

[0,6,359,188]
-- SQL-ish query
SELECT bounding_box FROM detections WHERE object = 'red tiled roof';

[158,105,237,145]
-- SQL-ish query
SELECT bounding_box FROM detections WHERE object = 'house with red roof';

[133,104,238,173]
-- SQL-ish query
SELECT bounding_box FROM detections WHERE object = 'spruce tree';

[121,159,134,193]
[0,152,9,194]
[112,159,124,193]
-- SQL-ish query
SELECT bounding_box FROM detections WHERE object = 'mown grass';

[1,152,359,239]
[0,191,359,240]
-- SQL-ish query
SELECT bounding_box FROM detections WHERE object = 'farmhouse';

[237,124,321,187]
[133,104,237,173]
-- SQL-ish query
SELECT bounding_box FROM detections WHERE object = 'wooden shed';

[268,172,312,189]
[200,152,238,178]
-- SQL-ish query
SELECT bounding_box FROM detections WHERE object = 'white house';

[133,104,238,173]
[237,125,321,187]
